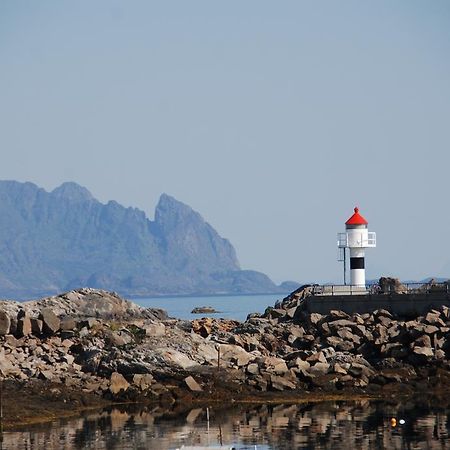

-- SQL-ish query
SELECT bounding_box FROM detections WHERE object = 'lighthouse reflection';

[4,399,450,449]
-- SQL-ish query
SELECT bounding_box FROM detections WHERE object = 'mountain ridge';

[0,180,294,299]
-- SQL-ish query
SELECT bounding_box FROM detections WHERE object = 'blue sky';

[1,1,450,283]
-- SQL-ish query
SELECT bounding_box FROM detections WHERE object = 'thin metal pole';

[343,247,347,286]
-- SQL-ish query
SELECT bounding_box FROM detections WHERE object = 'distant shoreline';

[128,291,288,300]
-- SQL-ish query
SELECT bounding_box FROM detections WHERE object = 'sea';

[3,399,450,449]
[133,293,282,322]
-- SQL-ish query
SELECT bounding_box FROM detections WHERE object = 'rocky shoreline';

[2,286,450,428]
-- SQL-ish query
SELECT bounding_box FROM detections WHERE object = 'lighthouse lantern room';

[337,207,376,287]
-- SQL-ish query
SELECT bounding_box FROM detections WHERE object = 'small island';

[191,306,220,314]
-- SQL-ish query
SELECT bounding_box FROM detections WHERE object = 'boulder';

[144,322,166,337]
[0,310,10,335]
[156,348,196,370]
[328,319,357,332]
[308,362,330,376]
[378,277,407,294]
[219,344,254,367]
[424,325,439,335]
[247,363,259,375]
[293,358,310,371]
[333,363,348,375]
[260,356,289,375]
[16,316,32,337]
[326,336,354,352]
[60,317,77,331]
[270,374,296,391]
[107,331,132,347]
[337,328,361,344]
[425,312,445,327]
[184,376,203,392]
[329,310,350,320]
[414,334,431,348]
[79,318,98,329]
[39,308,60,335]
[309,313,323,325]
[348,362,375,378]
[30,318,43,335]
[109,372,130,394]
[410,346,434,364]
[133,374,154,391]
[306,352,327,364]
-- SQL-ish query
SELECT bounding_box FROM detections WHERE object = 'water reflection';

[3,398,450,449]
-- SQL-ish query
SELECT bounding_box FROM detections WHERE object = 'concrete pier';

[301,285,450,317]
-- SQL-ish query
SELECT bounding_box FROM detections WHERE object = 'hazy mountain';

[0,180,292,299]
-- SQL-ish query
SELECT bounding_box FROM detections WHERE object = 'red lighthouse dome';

[345,207,368,226]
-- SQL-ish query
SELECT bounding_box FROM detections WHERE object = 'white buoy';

[337,207,376,287]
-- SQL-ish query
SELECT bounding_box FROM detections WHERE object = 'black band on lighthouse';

[350,257,365,269]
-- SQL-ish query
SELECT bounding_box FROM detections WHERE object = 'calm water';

[133,294,282,322]
[4,400,450,449]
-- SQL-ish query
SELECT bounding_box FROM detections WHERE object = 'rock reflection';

[2,399,450,449]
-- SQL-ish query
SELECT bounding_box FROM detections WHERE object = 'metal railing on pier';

[311,281,449,297]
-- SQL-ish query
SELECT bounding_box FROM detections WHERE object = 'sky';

[1,1,450,284]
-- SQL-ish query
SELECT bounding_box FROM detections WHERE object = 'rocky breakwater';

[3,285,450,427]
[218,285,450,394]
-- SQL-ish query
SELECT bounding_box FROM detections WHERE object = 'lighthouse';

[337,207,376,287]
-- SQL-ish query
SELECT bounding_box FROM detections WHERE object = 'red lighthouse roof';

[345,207,368,226]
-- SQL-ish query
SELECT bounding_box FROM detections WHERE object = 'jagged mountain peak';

[155,193,202,229]
[51,182,94,202]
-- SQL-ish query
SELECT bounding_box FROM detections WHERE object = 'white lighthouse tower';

[337,207,376,287]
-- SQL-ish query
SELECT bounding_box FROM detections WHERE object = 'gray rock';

[107,331,132,347]
[79,318,98,329]
[60,317,77,331]
[424,325,439,335]
[308,362,330,376]
[328,319,357,331]
[414,334,431,348]
[144,322,165,337]
[337,328,361,344]
[0,310,10,335]
[133,374,154,391]
[30,318,43,335]
[38,370,55,381]
[109,372,130,394]
[348,362,375,378]
[329,310,350,319]
[326,336,354,352]
[247,363,259,375]
[262,357,289,374]
[39,308,60,335]
[62,354,75,365]
[16,316,32,337]
[309,313,323,325]
[184,375,203,392]
[425,312,445,327]
[412,346,434,360]
[333,363,348,375]
[270,374,296,391]
[306,352,327,364]
[293,358,310,371]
